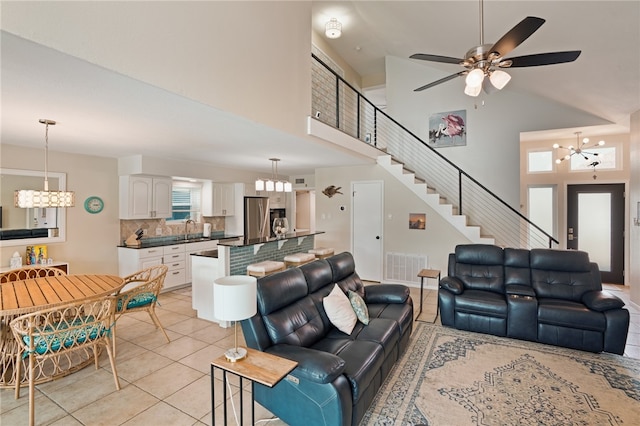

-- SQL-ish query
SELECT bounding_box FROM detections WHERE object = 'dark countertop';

[190,249,218,258]
[118,233,242,249]
[216,231,324,248]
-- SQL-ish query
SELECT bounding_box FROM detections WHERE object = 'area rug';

[362,323,640,425]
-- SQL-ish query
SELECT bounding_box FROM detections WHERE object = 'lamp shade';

[255,179,265,192]
[325,18,342,39]
[213,276,257,321]
[15,189,75,208]
[489,70,511,90]
[464,83,482,97]
[465,68,485,88]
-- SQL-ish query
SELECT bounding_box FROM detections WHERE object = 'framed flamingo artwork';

[428,110,466,147]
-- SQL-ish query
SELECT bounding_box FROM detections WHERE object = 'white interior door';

[352,181,383,281]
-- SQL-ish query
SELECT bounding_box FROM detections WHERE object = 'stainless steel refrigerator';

[243,196,270,240]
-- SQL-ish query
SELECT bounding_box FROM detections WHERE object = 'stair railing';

[312,53,559,249]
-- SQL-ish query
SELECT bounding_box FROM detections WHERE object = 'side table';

[211,347,297,425]
[417,268,441,321]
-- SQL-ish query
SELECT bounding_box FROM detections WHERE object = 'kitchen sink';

[176,237,212,242]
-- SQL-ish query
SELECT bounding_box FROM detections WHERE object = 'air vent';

[384,252,427,284]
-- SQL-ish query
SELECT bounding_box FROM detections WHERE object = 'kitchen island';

[189,231,324,326]
[216,230,325,276]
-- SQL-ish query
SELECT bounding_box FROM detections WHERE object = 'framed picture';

[428,110,466,147]
[409,213,426,230]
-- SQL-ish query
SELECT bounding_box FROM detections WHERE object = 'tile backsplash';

[119,217,225,243]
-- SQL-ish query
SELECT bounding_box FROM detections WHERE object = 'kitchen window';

[171,181,202,222]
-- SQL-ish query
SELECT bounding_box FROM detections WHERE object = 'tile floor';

[1,283,638,425]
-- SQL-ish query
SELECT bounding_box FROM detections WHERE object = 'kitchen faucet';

[184,219,195,240]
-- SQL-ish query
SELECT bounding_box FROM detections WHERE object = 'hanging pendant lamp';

[14,119,75,208]
[254,158,292,193]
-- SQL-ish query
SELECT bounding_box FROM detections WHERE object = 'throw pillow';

[323,284,357,335]
[348,290,369,325]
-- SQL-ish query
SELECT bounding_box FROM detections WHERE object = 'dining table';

[0,274,124,388]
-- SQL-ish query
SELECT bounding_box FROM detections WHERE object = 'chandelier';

[255,158,292,193]
[14,119,75,208]
[553,131,605,165]
[325,18,342,39]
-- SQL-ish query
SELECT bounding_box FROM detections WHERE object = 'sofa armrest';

[364,284,410,304]
[582,290,625,312]
[266,344,345,384]
[505,284,536,297]
[440,276,463,295]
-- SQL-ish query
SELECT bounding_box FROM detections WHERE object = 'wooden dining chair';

[112,264,169,356]
[0,266,66,283]
[10,295,120,426]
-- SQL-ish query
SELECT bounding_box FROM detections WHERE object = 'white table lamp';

[213,276,257,362]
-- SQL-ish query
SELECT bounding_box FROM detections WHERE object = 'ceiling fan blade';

[504,51,582,67]
[414,71,466,92]
[410,53,464,65]
[489,16,545,58]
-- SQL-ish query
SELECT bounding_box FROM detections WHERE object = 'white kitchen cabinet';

[118,246,164,290]
[119,175,172,219]
[203,182,235,216]
[214,183,235,216]
[162,244,186,289]
[269,192,286,209]
[185,240,218,282]
[118,244,186,292]
[118,240,220,292]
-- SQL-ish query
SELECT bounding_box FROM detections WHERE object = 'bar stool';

[308,247,335,260]
[246,260,286,277]
[284,252,316,268]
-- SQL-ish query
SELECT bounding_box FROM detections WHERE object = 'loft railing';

[311,53,559,249]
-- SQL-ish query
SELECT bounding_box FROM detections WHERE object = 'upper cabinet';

[119,175,172,219]
[269,193,286,209]
[202,182,235,216]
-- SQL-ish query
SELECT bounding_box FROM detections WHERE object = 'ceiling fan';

[410,0,581,96]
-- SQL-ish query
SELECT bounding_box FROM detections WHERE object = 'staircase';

[377,155,494,244]
[311,52,558,249]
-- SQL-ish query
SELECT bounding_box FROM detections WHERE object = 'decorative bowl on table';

[273,218,289,239]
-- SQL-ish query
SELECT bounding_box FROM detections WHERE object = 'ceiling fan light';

[489,70,511,90]
[465,68,485,88]
[325,18,342,39]
[464,83,482,97]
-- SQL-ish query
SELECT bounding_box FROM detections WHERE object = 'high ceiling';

[1,1,639,176]
[312,1,640,140]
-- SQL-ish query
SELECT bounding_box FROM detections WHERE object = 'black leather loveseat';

[241,252,413,426]
[439,244,629,354]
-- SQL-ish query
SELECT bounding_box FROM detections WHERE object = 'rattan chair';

[0,266,66,283]
[112,265,169,356]
[11,296,120,426]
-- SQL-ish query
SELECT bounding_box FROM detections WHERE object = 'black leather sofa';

[439,244,629,354]
[241,252,413,426]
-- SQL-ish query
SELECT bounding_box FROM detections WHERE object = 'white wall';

[385,55,613,207]
[2,1,313,139]
[1,144,119,274]
[315,163,471,278]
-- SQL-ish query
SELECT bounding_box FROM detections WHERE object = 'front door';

[352,181,383,281]
[567,184,624,283]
